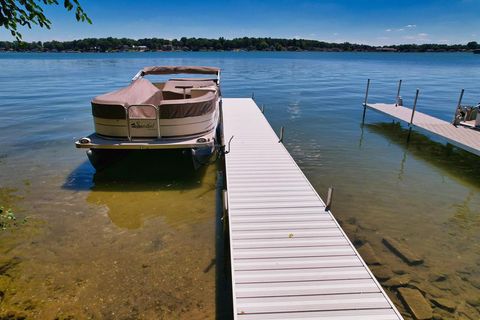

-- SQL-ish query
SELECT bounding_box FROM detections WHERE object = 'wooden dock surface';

[222,98,402,319]
[367,103,480,156]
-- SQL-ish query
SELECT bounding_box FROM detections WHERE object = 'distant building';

[132,45,148,51]
[376,47,397,52]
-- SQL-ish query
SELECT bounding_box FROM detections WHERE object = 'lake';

[0,51,479,319]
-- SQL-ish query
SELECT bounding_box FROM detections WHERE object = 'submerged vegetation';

[0,206,16,230]
[0,37,479,53]
[0,205,26,230]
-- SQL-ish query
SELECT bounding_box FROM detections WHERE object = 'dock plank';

[234,266,371,283]
[238,309,400,320]
[223,98,402,319]
[236,279,380,297]
[234,256,363,270]
[236,293,392,314]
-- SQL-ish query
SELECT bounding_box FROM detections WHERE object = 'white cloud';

[385,25,416,32]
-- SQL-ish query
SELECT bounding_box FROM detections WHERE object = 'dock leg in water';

[362,78,370,123]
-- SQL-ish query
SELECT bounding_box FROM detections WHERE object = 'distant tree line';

[0,37,478,53]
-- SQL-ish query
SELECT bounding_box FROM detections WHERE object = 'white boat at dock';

[75,66,221,169]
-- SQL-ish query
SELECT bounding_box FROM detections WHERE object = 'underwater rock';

[428,271,448,282]
[0,257,21,276]
[456,302,480,320]
[468,276,480,289]
[398,287,432,320]
[341,223,358,236]
[0,311,27,320]
[383,274,411,288]
[430,297,456,312]
[416,284,445,299]
[432,309,452,320]
[382,237,423,266]
[431,279,450,291]
[370,265,393,281]
[342,223,366,245]
[466,296,480,307]
[357,243,381,265]
[392,266,407,275]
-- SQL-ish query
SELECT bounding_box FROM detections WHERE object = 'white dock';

[222,98,402,319]
[366,103,480,156]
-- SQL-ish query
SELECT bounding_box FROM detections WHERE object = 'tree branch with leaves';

[0,0,91,40]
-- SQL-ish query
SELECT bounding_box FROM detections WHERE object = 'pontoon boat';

[75,66,221,169]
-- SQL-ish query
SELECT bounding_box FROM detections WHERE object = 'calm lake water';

[1,51,480,319]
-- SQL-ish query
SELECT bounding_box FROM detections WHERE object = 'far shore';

[0,49,478,54]
[1,37,479,54]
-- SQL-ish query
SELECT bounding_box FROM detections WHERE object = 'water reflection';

[366,122,480,189]
[64,151,213,229]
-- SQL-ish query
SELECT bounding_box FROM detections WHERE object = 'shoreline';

[0,49,477,54]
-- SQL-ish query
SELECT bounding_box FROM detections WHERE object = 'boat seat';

[190,86,217,98]
[162,79,216,100]
[159,91,217,119]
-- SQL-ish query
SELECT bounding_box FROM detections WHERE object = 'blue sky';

[1,0,479,45]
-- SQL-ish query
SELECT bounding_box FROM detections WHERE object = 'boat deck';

[222,98,402,319]
[75,131,215,149]
[366,103,480,156]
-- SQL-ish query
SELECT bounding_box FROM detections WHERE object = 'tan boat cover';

[141,66,220,76]
[126,92,217,119]
[159,92,217,119]
[92,78,162,107]
[91,78,217,120]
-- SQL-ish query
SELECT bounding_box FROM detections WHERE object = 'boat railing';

[126,104,161,141]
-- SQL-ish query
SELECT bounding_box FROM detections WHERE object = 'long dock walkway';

[366,103,480,156]
[222,98,402,319]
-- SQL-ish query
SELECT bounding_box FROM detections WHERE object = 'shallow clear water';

[1,51,480,319]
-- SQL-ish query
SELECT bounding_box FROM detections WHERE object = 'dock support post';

[457,89,465,109]
[325,187,334,211]
[395,80,402,106]
[251,92,255,100]
[278,126,285,143]
[409,89,420,125]
[261,104,265,114]
[362,79,370,122]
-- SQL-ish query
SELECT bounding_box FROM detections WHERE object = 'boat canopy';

[141,66,220,76]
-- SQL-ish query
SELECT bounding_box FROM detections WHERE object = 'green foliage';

[0,0,91,40]
[0,206,27,230]
[467,41,479,50]
[0,206,16,230]
[0,37,477,53]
